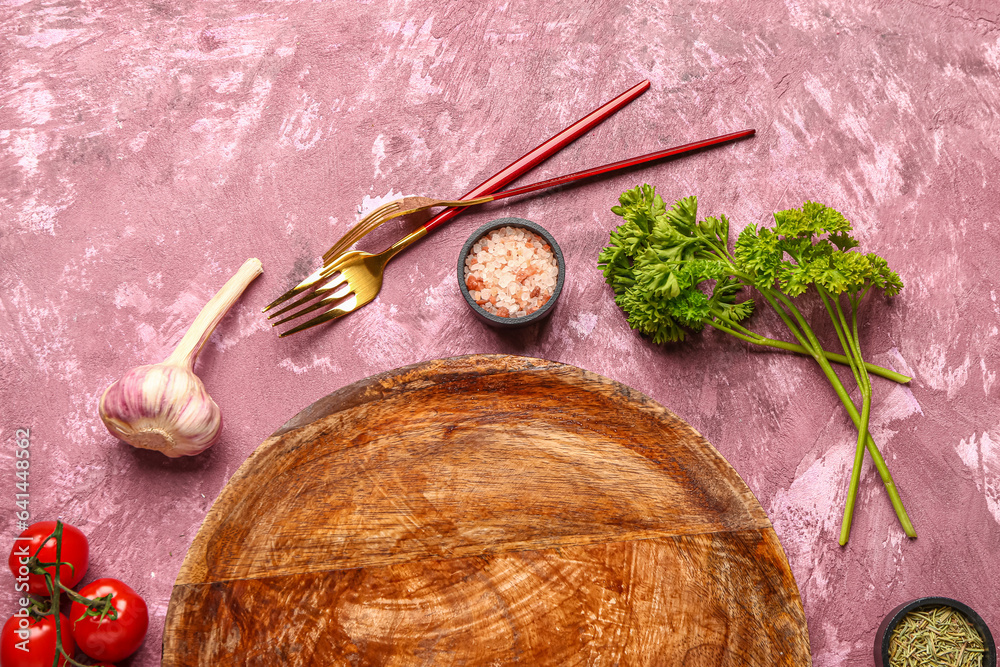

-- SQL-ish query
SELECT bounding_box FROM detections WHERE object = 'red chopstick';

[483,128,755,203]
[422,80,650,233]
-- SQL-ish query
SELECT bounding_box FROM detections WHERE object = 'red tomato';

[69,579,148,663]
[8,521,89,596]
[0,613,75,667]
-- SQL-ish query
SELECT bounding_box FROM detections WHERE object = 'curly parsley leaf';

[599,189,913,545]
[599,186,755,342]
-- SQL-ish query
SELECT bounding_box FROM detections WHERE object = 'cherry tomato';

[8,521,89,596]
[0,612,76,667]
[69,579,148,663]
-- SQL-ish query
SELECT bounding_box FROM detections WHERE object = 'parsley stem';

[827,290,873,545]
[698,237,733,266]
[851,299,872,396]
[839,299,874,545]
[739,290,907,537]
[757,288,814,353]
[771,290,915,539]
[841,387,872,545]
[819,289,863,389]
[708,318,910,383]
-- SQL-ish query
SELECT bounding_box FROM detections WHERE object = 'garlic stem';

[164,258,263,368]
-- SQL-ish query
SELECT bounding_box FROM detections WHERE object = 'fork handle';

[420,79,650,233]
[386,226,430,256]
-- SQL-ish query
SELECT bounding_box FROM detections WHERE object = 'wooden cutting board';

[162,355,810,666]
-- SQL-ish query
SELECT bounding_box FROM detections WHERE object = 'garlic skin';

[99,364,222,457]
[99,258,262,457]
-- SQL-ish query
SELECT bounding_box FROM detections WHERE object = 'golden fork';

[265,128,756,336]
[267,227,429,337]
[321,196,492,263]
[261,79,652,331]
[260,196,491,315]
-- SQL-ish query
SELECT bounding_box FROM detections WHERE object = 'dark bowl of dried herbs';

[875,597,995,667]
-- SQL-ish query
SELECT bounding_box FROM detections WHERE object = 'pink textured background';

[2,1,999,664]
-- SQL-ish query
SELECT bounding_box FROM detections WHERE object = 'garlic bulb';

[99,258,263,457]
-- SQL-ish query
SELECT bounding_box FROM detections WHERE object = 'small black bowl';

[875,597,996,667]
[457,217,565,328]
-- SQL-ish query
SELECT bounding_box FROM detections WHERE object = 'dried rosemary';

[889,605,987,667]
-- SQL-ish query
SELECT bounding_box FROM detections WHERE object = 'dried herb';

[889,605,987,667]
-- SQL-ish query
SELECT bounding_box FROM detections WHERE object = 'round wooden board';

[162,355,810,665]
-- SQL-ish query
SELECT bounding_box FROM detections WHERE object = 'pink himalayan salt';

[463,226,559,318]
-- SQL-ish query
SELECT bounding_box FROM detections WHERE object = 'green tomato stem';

[39,522,121,667]
[48,523,62,667]
[59,646,93,667]
[57,581,92,605]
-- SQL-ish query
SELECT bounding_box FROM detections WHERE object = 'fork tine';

[261,263,332,313]
[267,197,434,317]
[275,225,427,335]
[261,200,399,319]
[267,201,400,314]
[322,196,493,266]
[270,283,352,328]
[276,298,360,337]
[266,269,351,321]
[265,250,363,319]
[263,233,365,314]
[322,201,400,263]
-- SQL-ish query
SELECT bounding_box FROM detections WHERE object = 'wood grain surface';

[162,355,810,665]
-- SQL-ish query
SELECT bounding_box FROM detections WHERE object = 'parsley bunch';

[599,186,915,544]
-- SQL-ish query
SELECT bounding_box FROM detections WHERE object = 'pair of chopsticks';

[399,80,754,236]
[268,80,755,334]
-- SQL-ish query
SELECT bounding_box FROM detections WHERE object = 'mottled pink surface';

[2,1,999,664]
